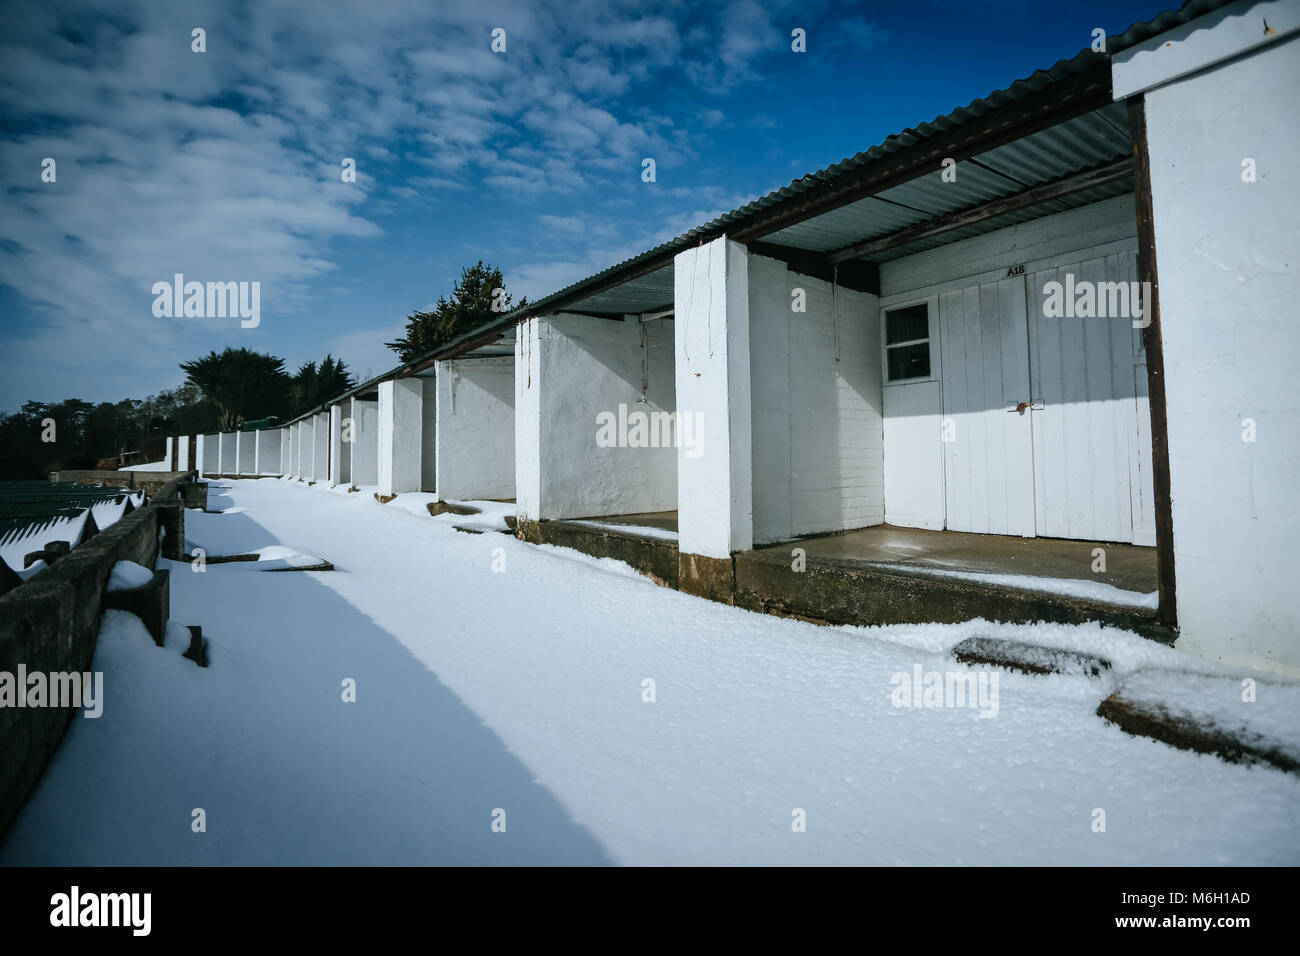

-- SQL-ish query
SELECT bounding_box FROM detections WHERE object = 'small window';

[884,304,931,381]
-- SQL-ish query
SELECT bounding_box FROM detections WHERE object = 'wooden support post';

[1127,95,1177,628]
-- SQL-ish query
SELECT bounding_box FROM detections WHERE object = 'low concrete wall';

[517,519,679,588]
[508,515,1172,643]
[50,470,197,498]
[0,478,185,840]
[732,548,1174,642]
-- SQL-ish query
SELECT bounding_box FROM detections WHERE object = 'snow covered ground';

[3,478,1297,865]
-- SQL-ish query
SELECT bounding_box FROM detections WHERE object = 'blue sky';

[0,0,1171,412]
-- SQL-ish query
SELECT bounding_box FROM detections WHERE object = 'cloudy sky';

[0,0,1164,411]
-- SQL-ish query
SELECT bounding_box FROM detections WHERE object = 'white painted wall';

[515,313,677,522]
[255,428,281,476]
[675,237,753,558]
[350,398,378,488]
[218,432,237,475]
[1116,14,1300,673]
[378,379,423,496]
[419,371,437,493]
[198,434,218,477]
[312,412,329,483]
[748,254,882,544]
[436,357,515,501]
[236,431,256,475]
[178,435,191,471]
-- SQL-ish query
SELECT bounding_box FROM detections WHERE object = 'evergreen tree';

[289,354,356,417]
[179,348,291,430]
[386,261,526,362]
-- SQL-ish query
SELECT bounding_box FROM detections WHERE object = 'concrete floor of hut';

[754,524,1157,594]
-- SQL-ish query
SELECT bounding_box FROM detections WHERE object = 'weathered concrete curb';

[198,552,333,572]
[428,501,481,517]
[1098,691,1300,775]
[952,636,1111,677]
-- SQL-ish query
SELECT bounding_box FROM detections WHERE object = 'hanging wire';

[638,318,649,403]
[682,244,698,362]
[705,248,714,359]
[832,263,841,363]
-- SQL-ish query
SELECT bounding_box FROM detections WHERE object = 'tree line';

[0,260,524,479]
[0,353,354,480]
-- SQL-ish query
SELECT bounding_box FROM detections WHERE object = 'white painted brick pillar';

[515,317,543,523]
[301,421,313,481]
[178,435,190,471]
[379,378,423,495]
[304,419,316,481]
[329,405,345,487]
[312,412,329,482]
[195,434,207,476]
[674,236,754,560]
[350,398,379,487]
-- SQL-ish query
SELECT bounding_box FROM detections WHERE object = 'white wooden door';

[1026,249,1153,544]
[938,276,1037,536]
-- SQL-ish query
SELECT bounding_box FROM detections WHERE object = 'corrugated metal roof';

[564,266,675,315]
[288,0,1231,418]
[405,50,1122,352]
[760,100,1134,257]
